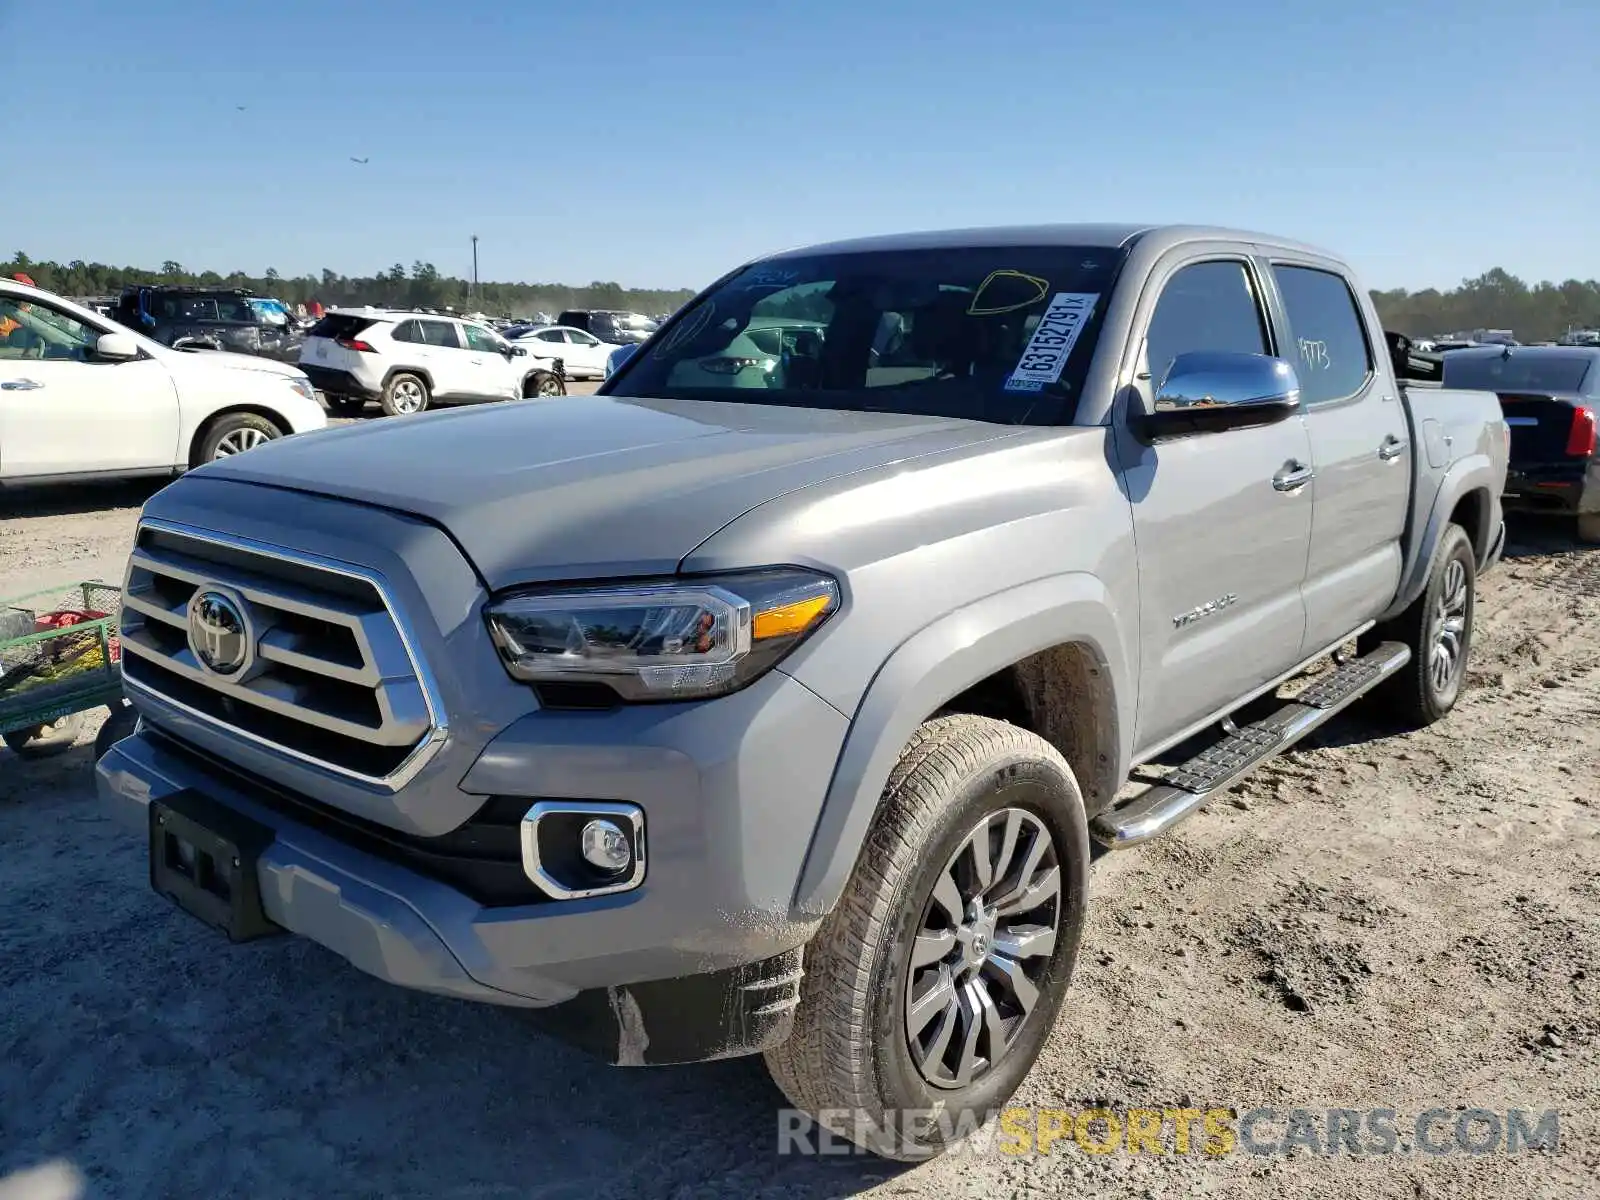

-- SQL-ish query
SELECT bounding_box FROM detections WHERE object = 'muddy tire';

[1362,522,1476,728]
[764,714,1089,1161]
[524,371,565,399]
[3,711,87,758]
[381,373,430,416]
[194,412,282,465]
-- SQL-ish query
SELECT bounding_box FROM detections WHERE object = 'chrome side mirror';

[1142,351,1301,438]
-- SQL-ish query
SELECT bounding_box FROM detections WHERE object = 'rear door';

[0,293,181,478]
[1267,260,1409,650]
[1115,253,1315,753]
[415,318,469,397]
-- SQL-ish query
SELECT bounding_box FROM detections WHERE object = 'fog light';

[580,819,632,873]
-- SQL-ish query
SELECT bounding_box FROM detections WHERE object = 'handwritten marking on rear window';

[967,269,1051,316]
[1004,293,1099,391]
[652,302,715,359]
[1298,338,1330,371]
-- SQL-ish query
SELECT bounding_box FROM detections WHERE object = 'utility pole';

[470,235,479,304]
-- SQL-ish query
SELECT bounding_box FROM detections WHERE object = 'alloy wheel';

[904,807,1061,1089]
[212,427,272,457]
[391,380,425,413]
[1430,557,1469,694]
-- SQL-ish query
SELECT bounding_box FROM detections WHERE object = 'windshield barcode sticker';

[1003,293,1099,392]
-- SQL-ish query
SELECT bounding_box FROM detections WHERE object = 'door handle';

[0,379,44,391]
[1378,435,1407,461]
[1272,461,1315,492]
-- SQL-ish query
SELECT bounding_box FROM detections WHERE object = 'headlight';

[287,376,316,402]
[486,569,839,702]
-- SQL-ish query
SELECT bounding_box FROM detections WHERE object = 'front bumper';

[98,667,843,1011]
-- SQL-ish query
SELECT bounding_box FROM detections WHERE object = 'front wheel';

[195,413,283,464]
[1362,522,1476,727]
[524,371,565,398]
[765,714,1089,1161]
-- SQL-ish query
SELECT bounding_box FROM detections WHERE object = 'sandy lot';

[1,434,1595,1197]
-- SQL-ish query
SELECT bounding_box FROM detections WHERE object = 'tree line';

[6,252,1599,340]
[3,252,697,319]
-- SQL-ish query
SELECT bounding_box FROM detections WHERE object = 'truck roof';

[767,223,1344,265]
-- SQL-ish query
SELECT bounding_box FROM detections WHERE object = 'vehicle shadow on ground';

[0,747,911,1200]
[0,478,167,521]
[1501,511,1590,559]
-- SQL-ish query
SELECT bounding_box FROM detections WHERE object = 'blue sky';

[4,0,1594,292]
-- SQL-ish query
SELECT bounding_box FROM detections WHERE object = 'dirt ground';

[1,459,1595,1198]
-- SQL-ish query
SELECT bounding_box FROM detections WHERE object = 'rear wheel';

[325,395,367,417]
[1361,522,1475,727]
[1577,514,1600,545]
[381,373,430,416]
[765,714,1089,1161]
[194,412,282,464]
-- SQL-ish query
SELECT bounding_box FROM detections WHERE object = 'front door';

[0,294,180,479]
[1267,261,1409,650]
[1115,256,1314,755]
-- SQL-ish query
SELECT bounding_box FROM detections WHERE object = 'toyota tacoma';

[98,224,1509,1159]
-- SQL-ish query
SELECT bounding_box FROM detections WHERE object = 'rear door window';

[1270,265,1374,405]
[418,319,461,348]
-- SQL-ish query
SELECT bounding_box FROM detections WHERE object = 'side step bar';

[1091,641,1411,850]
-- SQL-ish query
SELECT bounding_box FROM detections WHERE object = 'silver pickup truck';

[98,224,1508,1160]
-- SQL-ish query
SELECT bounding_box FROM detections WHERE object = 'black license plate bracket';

[149,789,282,942]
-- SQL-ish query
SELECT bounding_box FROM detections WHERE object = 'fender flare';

[1381,453,1498,622]
[381,365,433,393]
[790,572,1132,917]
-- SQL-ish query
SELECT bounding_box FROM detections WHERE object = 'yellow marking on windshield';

[967,270,1051,316]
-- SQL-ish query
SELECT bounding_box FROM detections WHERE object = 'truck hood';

[196,395,1017,588]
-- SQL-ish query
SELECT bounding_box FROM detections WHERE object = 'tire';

[381,372,430,416]
[3,711,87,758]
[1361,522,1476,728]
[194,412,282,465]
[94,700,139,760]
[765,714,1090,1162]
[1577,513,1600,545]
[524,371,565,399]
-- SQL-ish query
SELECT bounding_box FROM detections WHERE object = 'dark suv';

[555,309,658,345]
[112,285,306,362]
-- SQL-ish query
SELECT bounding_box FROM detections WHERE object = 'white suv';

[0,279,326,485]
[298,310,567,417]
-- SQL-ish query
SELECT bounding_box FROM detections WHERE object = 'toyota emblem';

[186,588,252,677]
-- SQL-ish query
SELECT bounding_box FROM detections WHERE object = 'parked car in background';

[511,325,614,379]
[101,222,1507,1161]
[603,341,638,379]
[1442,344,1600,542]
[298,309,566,416]
[111,286,306,363]
[0,278,325,483]
[556,309,658,345]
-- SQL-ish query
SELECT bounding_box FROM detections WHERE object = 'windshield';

[1443,351,1594,393]
[604,245,1125,424]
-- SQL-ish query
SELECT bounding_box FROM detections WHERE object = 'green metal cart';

[0,581,135,760]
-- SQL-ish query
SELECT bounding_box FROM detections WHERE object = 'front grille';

[119,520,445,788]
